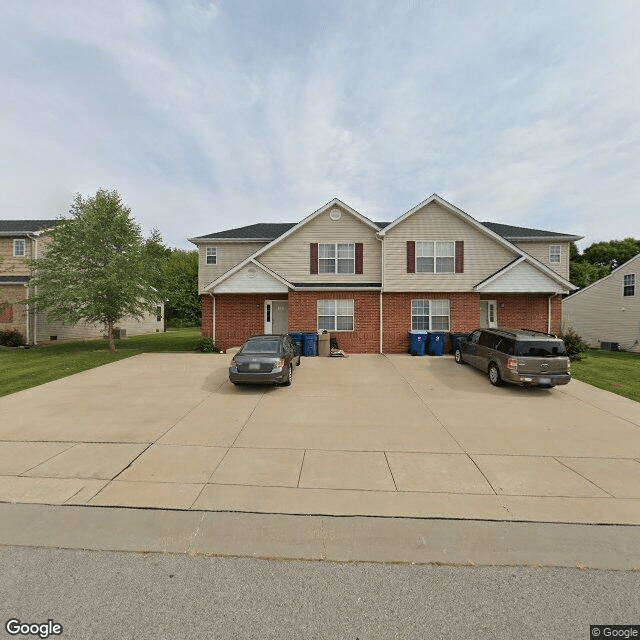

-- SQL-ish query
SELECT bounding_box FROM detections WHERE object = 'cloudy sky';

[1,1,638,250]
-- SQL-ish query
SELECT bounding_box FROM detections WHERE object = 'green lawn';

[570,349,640,403]
[0,328,204,397]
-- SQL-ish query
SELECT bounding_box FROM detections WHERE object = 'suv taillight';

[506,357,518,371]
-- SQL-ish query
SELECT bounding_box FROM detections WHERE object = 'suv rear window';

[515,341,566,357]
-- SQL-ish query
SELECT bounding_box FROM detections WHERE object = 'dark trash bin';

[288,332,303,356]
[449,333,469,354]
[409,331,429,356]
[302,332,318,357]
[428,332,445,356]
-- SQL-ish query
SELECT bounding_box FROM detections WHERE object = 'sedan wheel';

[454,348,464,364]
[283,364,293,386]
[488,363,502,386]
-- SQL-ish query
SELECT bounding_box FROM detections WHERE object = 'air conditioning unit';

[600,341,621,351]
[112,328,127,339]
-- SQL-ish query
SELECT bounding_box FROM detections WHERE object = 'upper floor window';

[623,274,635,297]
[13,239,26,257]
[206,247,217,265]
[549,245,561,263]
[416,241,455,273]
[319,243,354,274]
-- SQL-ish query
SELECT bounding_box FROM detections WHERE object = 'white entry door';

[480,300,498,328]
[264,300,288,334]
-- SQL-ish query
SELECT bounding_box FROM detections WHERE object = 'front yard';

[0,328,203,397]
[570,349,640,403]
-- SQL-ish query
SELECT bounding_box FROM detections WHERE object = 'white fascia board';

[208,259,293,293]
[203,198,376,291]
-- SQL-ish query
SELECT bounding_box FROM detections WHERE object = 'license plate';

[249,363,260,370]
[538,377,551,385]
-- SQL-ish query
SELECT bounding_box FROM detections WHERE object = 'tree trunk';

[108,319,115,352]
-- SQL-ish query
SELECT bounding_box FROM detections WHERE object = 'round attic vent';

[246,266,257,278]
[329,208,341,221]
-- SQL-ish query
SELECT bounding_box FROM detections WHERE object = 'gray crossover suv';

[454,328,571,388]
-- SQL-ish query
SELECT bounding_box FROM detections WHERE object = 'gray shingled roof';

[481,221,579,240]
[0,220,59,233]
[194,219,577,242]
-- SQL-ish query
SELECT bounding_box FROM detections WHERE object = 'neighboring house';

[562,253,640,352]
[0,220,164,344]
[188,194,581,353]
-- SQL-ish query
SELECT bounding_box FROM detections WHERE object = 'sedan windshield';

[241,340,281,354]
[515,341,567,357]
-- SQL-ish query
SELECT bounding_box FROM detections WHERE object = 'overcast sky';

[1,1,638,250]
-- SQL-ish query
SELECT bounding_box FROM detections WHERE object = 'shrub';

[195,336,219,353]
[0,329,26,347]
[559,328,589,361]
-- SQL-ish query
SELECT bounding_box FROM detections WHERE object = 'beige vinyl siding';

[562,255,640,352]
[198,241,267,293]
[0,237,34,276]
[259,206,381,283]
[36,306,164,342]
[384,201,517,292]
[513,241,570,279]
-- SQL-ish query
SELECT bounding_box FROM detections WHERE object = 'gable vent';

[329,208,341,221]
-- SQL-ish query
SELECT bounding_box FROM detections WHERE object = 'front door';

[265,300,288,334]
[480,300,497,328]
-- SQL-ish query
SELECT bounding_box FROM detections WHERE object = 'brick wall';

[383,292,481,353]
[209,293,287,351]
[485,294,562,334]
[0,285,27,334]
[201,295,213,338]
[288,290,381,353]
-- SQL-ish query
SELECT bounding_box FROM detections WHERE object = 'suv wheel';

[488,362,502,386]
[454,348,464,364]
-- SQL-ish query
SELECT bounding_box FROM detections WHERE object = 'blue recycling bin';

[302,332,318,356]
[409,331,429,356]
[288,332,303,356]
[428,332,445,356]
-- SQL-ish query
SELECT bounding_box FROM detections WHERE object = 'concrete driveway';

[0,353,639,525]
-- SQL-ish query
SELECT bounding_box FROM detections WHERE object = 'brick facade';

[203,291,564,354]
[288,290,380,354]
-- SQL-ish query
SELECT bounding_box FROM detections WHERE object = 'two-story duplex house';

[0,220,164,343]
[189,194,581,353]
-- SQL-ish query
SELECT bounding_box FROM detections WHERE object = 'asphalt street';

[1,546,638,640]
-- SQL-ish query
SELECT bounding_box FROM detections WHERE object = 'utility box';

[318,332,331,357]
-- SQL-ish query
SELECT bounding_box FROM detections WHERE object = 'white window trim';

[415,240,455,274]
[549,245,561,263]
[206,247,217,265]
[13,239,26,257]
[623,274,635,297]
[318,243,355,274]
[317,299,354,332]
[411,299,451,331]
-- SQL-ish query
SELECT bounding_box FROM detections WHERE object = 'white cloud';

[0,0,638,249]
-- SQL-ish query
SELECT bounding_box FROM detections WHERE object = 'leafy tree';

[581,238,640,270]
[569,261,610,289]
[161,249,201,327]
[27,189,163,351]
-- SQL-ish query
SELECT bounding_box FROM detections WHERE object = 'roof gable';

[565,252,640,299]
[475,257,571,293]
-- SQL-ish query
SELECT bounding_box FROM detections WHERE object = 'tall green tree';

[161,249,200,327]
[28,189,163,351]
[581,238,640,270]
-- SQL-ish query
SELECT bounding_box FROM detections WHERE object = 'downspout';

[376,233,384,354]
